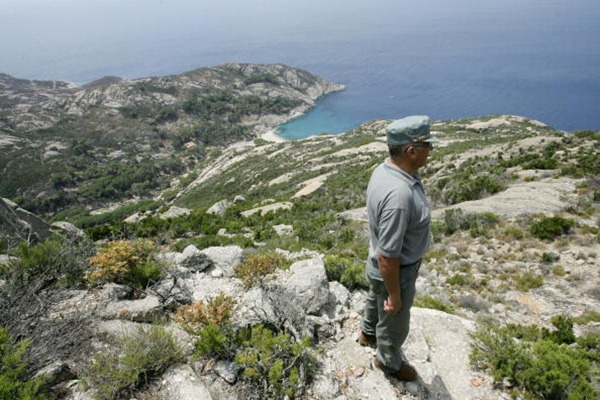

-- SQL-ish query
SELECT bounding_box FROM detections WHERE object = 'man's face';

[407,142,433,169]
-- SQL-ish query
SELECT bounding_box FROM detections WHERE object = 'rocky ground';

[1,113,598,399]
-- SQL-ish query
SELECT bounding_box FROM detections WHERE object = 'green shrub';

[84,238,165,289]
[444,176,506,205]
[470,317,598,399]
[445,273,473,287]
[522,157,558,170]
[174,293,235,335]
[176,294,316,399]
[81,324,182,400]
[235,324,315,399]
[541,252,559,263]
[442,209,499,236]
[235,251,288,288]
[323,255,368,290]
[514,272,544,292]
[4,236,93,287]
[530,216,575,241]
[413,295,456,314]
[0,327,48,400]
[520,340,595,399]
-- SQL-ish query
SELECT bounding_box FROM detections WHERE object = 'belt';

[402,259,422,268]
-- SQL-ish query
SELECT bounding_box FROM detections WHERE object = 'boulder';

[176,245,214,272]
[158,365,213,400]
[273,223,293,236]
[206,200,230,216]
[50,221,87,239]
[160,206,191,219]
[150,275,194,311]
[199,245,243,277]
[277,257,330,315]
[102,294,163,323]
[0,197,52,245]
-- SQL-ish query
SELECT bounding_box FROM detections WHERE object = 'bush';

[442,209,499,237]
[445,273,473,287]
[174,293,235,335]
[0,327,48,400]
[84,238,165,289]
[0,236,95,372]
[235,251,287,288]
[235,324,315,399]
[444,176,506,205]
[81,324,183,400]
[541,252,559,263]
[323,255,368,290]
[175,294,316,399]
[514,272,544,292]
[470,317,598,399]
[413,295,456,314]
[175,294,238,359]
[530,216,575,241]
[4,235,93,287]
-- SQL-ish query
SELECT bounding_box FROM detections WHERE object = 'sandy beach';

[260,129,287,143]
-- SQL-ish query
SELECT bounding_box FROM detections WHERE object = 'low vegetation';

[175,294,316,399]
[81,324,183,400]
[470,316,599,399]
[0,327,48,400]
[234,251,289,288]
[84,238,166,289]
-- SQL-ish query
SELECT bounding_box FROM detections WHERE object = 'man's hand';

[377,254,402,314]
[384,295,402,314]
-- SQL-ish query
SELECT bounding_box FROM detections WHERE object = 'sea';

[1,0,599,138]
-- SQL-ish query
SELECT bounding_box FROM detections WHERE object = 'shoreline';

[259,128,287,143]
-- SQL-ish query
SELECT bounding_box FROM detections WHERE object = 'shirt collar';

[384,158,421,187]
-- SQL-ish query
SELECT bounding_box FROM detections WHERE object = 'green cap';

[386,115,439,146]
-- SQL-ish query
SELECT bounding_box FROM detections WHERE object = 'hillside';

[0,70,599,399]
[0,63,343,215]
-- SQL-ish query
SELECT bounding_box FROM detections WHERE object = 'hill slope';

[0,63,343,215]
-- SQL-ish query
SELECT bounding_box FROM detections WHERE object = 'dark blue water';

[1,0,599,137]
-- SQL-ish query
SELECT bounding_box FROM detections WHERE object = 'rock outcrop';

[46,247,500,400]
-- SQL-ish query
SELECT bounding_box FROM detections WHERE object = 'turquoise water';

[1,0,599,137]
[276,93,356,139]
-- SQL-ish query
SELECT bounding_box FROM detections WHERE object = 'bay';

[1,0,598,137]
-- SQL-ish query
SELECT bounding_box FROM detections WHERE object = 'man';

[358,115,438,381]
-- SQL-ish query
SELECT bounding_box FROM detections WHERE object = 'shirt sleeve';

[376,206,409,259]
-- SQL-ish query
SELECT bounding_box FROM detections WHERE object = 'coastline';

[260,129,287,143]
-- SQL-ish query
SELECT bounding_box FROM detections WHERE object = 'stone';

[280,257,330,315]
[0,197,52,245]
[151,276,193,311]
[273,223,293,236]
[98,283,132,301]
[159,365,213,400]
[214,360,240,384]
[50,221,86,239]
[207,200,230,216]
[102,294,163,323]
[160,206,191,219]
[177,245,213,272]
[200,245,243,277]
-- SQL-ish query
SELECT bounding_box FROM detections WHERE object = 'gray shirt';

[366,158,432,281]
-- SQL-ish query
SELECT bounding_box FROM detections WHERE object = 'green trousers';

[360,261,420,373]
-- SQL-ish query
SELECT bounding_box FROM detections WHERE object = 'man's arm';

[377,254,402,314]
